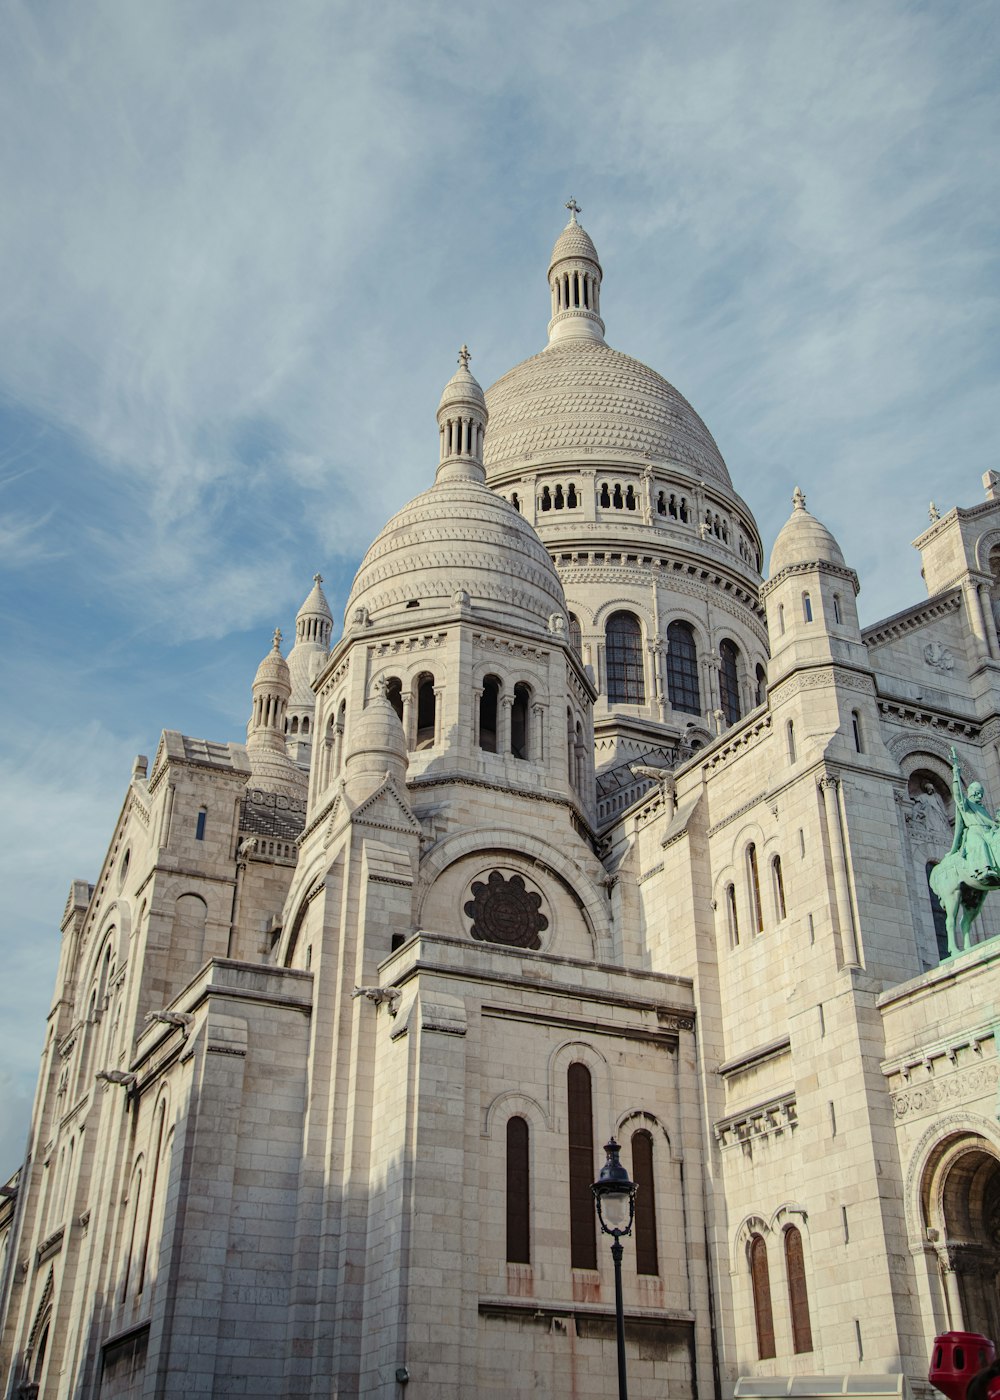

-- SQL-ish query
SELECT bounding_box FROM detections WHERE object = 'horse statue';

[929,747,1000,956]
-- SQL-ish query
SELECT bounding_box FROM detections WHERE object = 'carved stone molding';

[892,1062,999,1120]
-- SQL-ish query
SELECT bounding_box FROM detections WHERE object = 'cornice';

[862,589,962,648]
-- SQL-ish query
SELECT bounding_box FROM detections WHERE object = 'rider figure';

[950,747,1000,883]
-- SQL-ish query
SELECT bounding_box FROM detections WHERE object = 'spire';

[436,346,488,484]
[295,572,333,648]
[547,201,605,346]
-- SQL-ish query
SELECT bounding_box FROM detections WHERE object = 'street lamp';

[592,1137,637,1400]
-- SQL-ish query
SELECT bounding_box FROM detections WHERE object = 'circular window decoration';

[464,870,548,950]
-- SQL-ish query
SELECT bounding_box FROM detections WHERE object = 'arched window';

[511,684,530,760]
[666,621,700,715]
[631,1130,658,1275]
[719,640,741,725]
[479,676,500,753]
[506,1117,530,1264]
[569,614,582,656]
[803,592,813,623]
[787,720,796,764]
[121,1162,144,1301]
[750,1233,776,1359]
[747,844,763,934]
[772,855,786,921]
[567,482,578,508]
[851,710,863,753]
[541,486,552,512]
[606,613,645,705]
[833,594,843,625]
[302,716,310,735]
[599,483,611,508]
[778,603,785,635]
[290,716,299,734]
[415,674,436,749]
[567,1063,596,1269]
[726,883,740,948]
[755,664,767,706]
[926,862,949,961]
[138,1100,167,1294]
[785,1226,813,1353]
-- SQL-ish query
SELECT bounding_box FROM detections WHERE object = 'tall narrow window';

[833,594,843,625]
[606,613,645,704]
[631,1130,659,1275]
[750,1234,776,1359]
[778,603,785,635]
[755,664,767,706]
[772,855,786,921]
[747,844,763,934]
[787,720,796,764]
[506,1117,530,1264]
[567,1063,596,1269]
[851,710,863,753]
[726,883,740,948]
[415,674,436,748]
[803,592,813,623]
[511,683,530,760]
[719,640,742,725]
[666,621,700,715]
[569,614,582,656]
[479,676,500,753]
[926,862,949,961]
[785,1226,813,1353]
[138,1101,167,1293]
[195,808,207,841]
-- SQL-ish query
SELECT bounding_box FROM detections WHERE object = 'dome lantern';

[547,199,606,346]
[436,345,488,484]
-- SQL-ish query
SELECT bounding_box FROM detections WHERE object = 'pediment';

[350,775,421,836]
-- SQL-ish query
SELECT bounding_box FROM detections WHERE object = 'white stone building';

[1,209,998,1400]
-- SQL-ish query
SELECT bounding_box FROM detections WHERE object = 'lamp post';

[592,1137,637,1400]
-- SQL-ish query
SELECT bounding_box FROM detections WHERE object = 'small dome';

[288,575,333,709]
[346,477,566,632]
[348,353,567,633]
[437,346,488,419]
[549,219,601,273]
[254,630,291,692]
[343,682,409,798]
[768,487,847,576]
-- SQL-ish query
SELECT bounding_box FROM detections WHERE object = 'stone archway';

[926,1136,1000,1343]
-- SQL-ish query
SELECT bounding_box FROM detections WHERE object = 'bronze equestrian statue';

[929,747,1000,956]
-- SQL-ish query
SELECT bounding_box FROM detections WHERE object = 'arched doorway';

[924,1135,1000,1342]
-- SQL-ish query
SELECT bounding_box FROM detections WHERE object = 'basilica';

[1,208,998,1400]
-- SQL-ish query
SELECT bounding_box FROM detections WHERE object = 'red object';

[929,1331,996,1400]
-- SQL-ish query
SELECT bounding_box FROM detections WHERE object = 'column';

[499,695,513,757]
[819,776,861,967]
[977,583,999,659]
[433,687,444,748]
[531,703,546,763]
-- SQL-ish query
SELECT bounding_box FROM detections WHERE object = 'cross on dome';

[313,572,323,585]
[565,197,581,223]
[272,627,283,650]
[792,486,807,512]
[458,345,471,370]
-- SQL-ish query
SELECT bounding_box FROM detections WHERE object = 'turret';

[286,574,333,769]
[546,198,605,345]
[436,345,488,482]
[246,630,307,798]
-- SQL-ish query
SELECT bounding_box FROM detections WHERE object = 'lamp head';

[592,1137,637,1236]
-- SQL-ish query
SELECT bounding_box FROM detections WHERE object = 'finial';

[458,344,471,371]
[792,486,806,512]
[565,197,581,223]
[928,501,940,522]
[272,627,282,651]
[313,572,323,585]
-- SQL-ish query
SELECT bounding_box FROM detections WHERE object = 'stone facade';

[1,211,999,1400]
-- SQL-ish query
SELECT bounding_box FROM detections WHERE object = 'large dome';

[484,337,732,487]
[345,476,566,632]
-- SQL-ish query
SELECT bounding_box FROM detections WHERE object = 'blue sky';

[0,0,997,1168]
